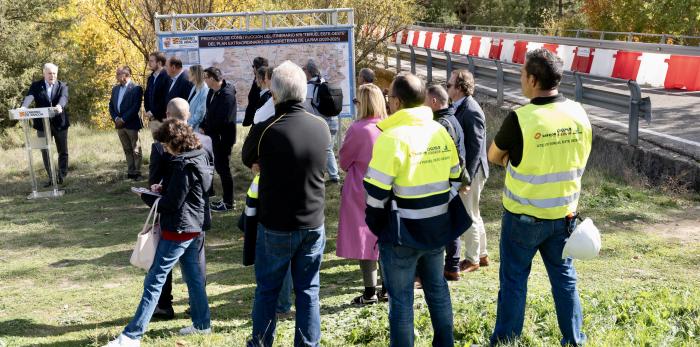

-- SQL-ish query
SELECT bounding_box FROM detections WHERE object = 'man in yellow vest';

[487,48,592,346]
[364,73,471,347]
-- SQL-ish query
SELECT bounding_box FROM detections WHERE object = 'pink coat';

[336,117,382,260]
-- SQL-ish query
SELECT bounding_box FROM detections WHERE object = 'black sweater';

[241,101,330,231]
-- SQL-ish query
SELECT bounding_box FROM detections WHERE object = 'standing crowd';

[20,48,591,347]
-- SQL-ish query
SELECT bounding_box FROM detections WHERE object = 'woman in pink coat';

[336,83,387,305]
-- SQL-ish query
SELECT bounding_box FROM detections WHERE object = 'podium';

[8,107,65,199]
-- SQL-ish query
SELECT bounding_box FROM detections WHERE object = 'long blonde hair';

[356,83,387,120]
[189,64,205,88]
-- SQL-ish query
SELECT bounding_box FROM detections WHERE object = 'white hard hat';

[562,217,601,260]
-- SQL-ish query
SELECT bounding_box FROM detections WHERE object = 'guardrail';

[414,21,700,46]
[389,44,652,146]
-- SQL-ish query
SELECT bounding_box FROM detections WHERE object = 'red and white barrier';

[395,29,700,90]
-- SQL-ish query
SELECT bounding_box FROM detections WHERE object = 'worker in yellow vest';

[364,73,471,347]
[488,48,592,346]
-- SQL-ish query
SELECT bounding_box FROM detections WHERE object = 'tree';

[0,0,72,132]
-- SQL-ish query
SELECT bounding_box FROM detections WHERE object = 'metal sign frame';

[8,107,65,199]
[155,9,357,119]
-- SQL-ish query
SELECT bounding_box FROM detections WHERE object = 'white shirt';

[253,97,275,124]
[305,76,324,116]
[169,71,183,91]
[45,81,55,101]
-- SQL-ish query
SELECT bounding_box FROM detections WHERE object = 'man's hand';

[146,111,154,121]
[53,105,63,114]
[150,184,163,193]
[252,163,260,174]
[459,185,471,194]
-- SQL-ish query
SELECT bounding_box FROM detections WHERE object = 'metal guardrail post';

[626,80,653,146]
[426,48,433,83]
[574,73,584,102]
[466,55,475,74]
[445,51,453,78]
[409,45,416,75]
[395,44,401,73]
[495,60,504,106]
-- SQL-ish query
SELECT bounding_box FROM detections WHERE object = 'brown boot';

[479,256,490,267]
[459,259,480,273]
[444,271,461,281]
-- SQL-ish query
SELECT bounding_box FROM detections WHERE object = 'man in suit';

[243,56,268,126]
[109,66,144,180]
[21,63,69,186]
[144,52,171,134]
[448,69,491,273]
[165,56,193,105]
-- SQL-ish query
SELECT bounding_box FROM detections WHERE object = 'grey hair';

[43,63,58,72]
[426,84,449,108]
[167,98,191,122]
[271,61,307,104]
[359,68,375,83]
[303,59,320,77]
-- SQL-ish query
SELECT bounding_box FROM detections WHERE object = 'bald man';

[148,97,214,320]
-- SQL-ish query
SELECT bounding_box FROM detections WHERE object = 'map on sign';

[158,29,356,120]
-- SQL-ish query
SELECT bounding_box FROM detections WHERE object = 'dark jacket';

[166,71,194,104]
[23,80,69,132]
[453,95,489,179]
[202,79,237,141]
[241,101,330,231]
[109,82,143,130]
[434,108,466,171]
[149,133,214,230]
[144,70,171,122]
[243,80,261,126]
[142,148,214,233]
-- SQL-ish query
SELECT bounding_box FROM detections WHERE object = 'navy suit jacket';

[166,71,194,105]
[454,96,489,180]
[23,80,69,132]
[109,82,144,130]
[144,70,171,122]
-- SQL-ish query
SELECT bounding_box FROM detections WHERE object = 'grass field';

[1,123,699,347]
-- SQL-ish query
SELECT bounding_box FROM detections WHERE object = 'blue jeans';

[324,116,339,180]
[276,266,293,313]
[249,224,325,347]
[379,243,454,347]
[491,210,586,346]
[124,234,210,339]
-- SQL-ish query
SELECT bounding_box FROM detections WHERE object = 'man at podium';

[21,63,70,186]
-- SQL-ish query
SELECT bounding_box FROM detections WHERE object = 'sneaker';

[211,200,233,212]
[152,305,175,320]
[351,294,378,305]
[103,334,140,347]
[179,325,212,335]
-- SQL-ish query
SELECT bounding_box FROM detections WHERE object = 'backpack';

[312,80,343,117]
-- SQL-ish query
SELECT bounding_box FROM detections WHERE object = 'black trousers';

[37,128,68,179]
[211,131,235,205]
[444,237,461,273]
[158,271,173,309]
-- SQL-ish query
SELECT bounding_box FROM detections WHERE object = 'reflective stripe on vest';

[503,99,592,219]
[247,175,260,199]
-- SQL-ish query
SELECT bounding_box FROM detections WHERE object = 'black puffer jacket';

[142,148,214,233]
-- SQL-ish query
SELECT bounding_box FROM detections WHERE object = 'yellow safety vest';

[503,99,592,220]
[364,106,466,248]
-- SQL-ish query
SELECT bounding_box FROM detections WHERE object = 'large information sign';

[158,27,356,119]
